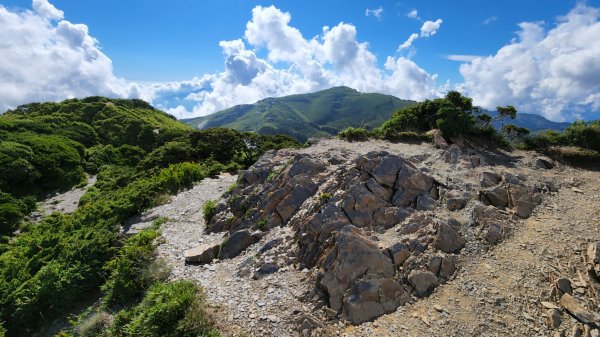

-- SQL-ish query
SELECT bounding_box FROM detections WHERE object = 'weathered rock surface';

[185,243,220,264]
[434,223,466,253]
[218,230,258,259]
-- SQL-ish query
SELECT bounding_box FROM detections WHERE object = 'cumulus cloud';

[420,19,443,37]
[157,5,443,118]
[0,0,138,113]
[397,18,443,51]
[365,7,383,20]
[407,9,420,20]
[459,3,600,121]
[0,2,443,118]
[398,33,418,50]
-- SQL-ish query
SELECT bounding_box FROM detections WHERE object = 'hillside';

[182,86,415,141]
[0,97,301,336]
[492,112,571,132]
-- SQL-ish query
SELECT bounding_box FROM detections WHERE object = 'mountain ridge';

[182,87,573,140]
[182,87,415,141]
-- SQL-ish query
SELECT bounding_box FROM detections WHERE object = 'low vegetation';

[519,120,600,166]
[0,97,301,336]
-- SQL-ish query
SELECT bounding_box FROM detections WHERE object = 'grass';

[202,199,217,223]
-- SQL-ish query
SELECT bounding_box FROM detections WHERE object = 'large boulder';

[482,185,509,208]
[508,185,539,218]
[341,186,389,227]
[219,230,258,259]
[343,277,407,324]
[318,226,398,323]
[184,244,220,264]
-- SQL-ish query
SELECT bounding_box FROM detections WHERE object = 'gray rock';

[439,258,456,280]
[388,242,411,267]
[373,207,410,229]
[508,185,539,218]
[342,277,405,324]
[287,157,326,177]
[184,244,220,264]
[219,230,258,259]
[546,309,562,329]
[429,256,442,275]
[432,129,448,149]
[434,223,466,254]
[483,185,509,208]
[446,197,467,211]
[535,156,554,169]
[408,270,439,296]
[480,171,502,188]
[318,226,396,320]
[485,223,503,245]
[556,278,572,295]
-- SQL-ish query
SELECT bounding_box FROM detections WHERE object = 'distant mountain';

[182,87,415,142]
[491,112,571,132]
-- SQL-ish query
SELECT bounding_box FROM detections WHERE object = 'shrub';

[101,228,162,306]
[319,193,332,202]
[337,127,370,142]
[76,311,110,337]
[256,219,268,231]
[203,200,217,224]
[109,281,218,337]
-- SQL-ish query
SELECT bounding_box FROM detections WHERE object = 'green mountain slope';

[0,97,300,336]
[493,112,571,132]
[182,86,415,141]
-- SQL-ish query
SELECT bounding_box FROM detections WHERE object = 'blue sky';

[1,0,599,121]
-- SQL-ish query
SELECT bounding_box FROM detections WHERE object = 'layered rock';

[194,148,548,325]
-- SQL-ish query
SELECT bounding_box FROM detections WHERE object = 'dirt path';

[39,175,97,216]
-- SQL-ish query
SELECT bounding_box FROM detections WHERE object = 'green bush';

[337,127,370,142]
[101,228,163,306]
[0,192,36,235]
[109,281,219,337]
[76,311,110,337]
[203,200,217,224]
[380,91,510,144]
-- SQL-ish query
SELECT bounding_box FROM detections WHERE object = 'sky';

[1,0,599,122]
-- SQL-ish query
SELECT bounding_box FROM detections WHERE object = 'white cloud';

[459,3,600,121]
[32,0,63,20]
[482,16,497,25]
[397,18,443,52]
[446,54,481,62]
[420,19,443,37]
[0,2,443,118]
[398,33,418,50]
[0,1,138,113]
[365,7,383,20]
[407,9,420,20]
[155,5,443,118]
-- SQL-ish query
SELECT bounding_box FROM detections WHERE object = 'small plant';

[257,219,268,231]
[151,216,169,229]
[319,192,332,202]
[202,199,217,223]
[75,311,110,337]
[338,127,370,142]
[226,181,238,193]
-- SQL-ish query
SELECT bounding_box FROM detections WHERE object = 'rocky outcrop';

[478,171,541,218]
[317,226,406,324]
[200,147,550,325]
